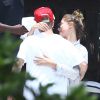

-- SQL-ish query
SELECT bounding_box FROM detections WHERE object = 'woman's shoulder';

[76,43,88,54]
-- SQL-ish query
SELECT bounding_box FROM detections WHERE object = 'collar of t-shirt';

[73,40,80,46]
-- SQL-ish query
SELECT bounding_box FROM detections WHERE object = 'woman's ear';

[68,22,74,30]
[69,22,74,27]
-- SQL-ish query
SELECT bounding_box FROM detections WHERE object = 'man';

[0,0,24,25]
[12,7,85,100]
[0,0,26,38]
[0,22,28,35]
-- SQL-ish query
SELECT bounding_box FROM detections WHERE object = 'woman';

[58,10,88,80]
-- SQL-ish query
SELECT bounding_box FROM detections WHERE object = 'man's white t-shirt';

[17,33,84,99]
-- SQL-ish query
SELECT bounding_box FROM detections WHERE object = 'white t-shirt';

[56,40,88,79]
[74,40,88,63]
[21,17,36,31]
[68,40,88,89]
[20,16,37,40]
[17,33,84,99]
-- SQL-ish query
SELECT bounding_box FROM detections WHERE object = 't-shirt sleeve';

[63,41,85,67]
[82,47,88,64]
[56,63,79,80]
[17,38,29,63]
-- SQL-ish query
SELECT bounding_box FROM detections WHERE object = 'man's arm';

[12,58,24,73]
[0,23,28,35]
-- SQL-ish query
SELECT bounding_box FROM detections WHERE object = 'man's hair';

[41,16,53,28]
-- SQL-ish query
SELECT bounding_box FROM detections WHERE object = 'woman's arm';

[79,62,88,80]
[34,55,57,69]
[34,55,79,80]
[27,22,50,36]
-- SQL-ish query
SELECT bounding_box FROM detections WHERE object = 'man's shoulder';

[53,34,65,40]
[21,35,35,43]
[53,34,61,37]
[53,34,72,43]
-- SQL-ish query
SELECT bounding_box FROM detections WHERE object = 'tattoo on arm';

[12,58,24,73]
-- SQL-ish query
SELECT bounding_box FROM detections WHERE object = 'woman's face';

[59,18,70,39]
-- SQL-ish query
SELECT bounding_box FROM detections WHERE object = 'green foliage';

[27,83,98,100]
[0,32,21,67]
[0,32,25,100]
[34,83,61,100]
[66,85,97,100]
[0,32,98,100]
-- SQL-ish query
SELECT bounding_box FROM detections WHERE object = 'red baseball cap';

[34,7,55,22]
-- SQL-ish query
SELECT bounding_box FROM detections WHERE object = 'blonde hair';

[62,9,85,40]
[72,9,84,27]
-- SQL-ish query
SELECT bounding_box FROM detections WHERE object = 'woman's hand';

[27,22,50,36]
[34,22,50,31]
[34,55,57,70]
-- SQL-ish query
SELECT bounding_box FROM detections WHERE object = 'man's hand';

[0,23,28,35]
[12,24,28,35]
[12,58,24,73]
